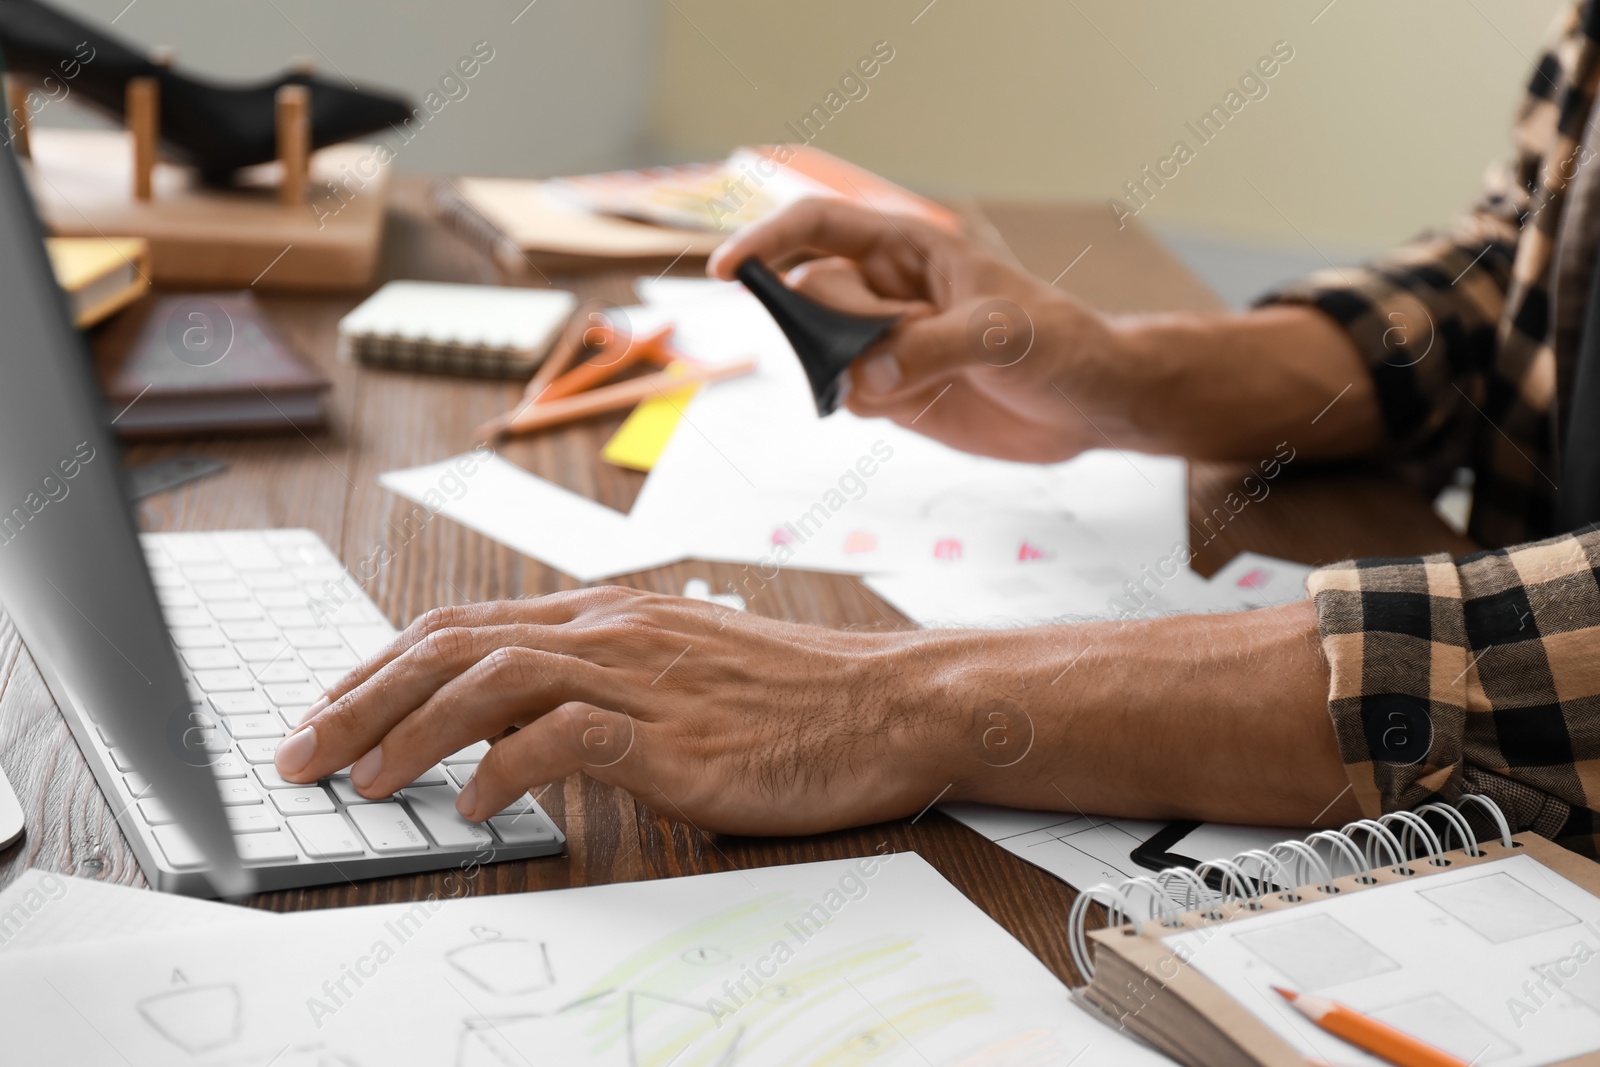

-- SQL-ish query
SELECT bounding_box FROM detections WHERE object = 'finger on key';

[317,622,572,734]
[310,595,595,716]
[456,703,639,821]
[347,648,625,798]
[278,624,525,784]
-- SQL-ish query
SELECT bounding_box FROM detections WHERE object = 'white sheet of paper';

[863,560,1221,628]
[941,804,1303,892]
[1165,854,1600,1066]
[379,454,687,583]
[1206,551,1315,609]
[942,803,1169,889]
[0,853,1175,1065]
[0,869,271,953]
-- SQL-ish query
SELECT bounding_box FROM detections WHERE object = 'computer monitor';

[0,137,248,895]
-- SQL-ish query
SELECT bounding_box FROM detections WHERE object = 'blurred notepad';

[337,280,576,378]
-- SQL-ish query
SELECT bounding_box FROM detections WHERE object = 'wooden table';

[0,178,1475,986]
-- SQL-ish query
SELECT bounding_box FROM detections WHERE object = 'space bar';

[403,786,494,848]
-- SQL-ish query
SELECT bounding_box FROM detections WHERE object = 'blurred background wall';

[43,0,1568,301]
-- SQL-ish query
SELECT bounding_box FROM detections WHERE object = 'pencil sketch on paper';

[445,926,555,996]
[135,979,242,1054]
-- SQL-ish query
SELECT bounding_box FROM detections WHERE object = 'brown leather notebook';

[95,291,330,439]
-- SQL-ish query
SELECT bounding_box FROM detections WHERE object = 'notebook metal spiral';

[1068,794,1515,983]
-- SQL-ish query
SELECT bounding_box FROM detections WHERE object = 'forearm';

[1102,305,1383,462]
[902,600,1360,828]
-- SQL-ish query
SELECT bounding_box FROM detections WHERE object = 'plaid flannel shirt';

[1261,3,1600,856]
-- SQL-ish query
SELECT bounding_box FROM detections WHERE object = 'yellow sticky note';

[600,370,701,472]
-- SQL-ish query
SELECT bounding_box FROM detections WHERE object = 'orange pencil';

[488,358,755,437]
[1273,988,1469,1067]
[537,324,675,403]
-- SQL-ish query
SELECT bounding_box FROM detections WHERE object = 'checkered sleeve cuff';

[1309,529,1600,857]
[1256,216,1517,454]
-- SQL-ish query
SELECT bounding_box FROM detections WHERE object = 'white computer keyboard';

[64,529,564,895]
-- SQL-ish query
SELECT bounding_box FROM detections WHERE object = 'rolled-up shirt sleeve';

[1308,527,1600,857]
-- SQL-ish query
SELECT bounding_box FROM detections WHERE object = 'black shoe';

[0,0,412,181]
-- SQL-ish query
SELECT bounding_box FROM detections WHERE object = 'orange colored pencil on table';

[1273,988,1469,1067]
[485,358,755,438]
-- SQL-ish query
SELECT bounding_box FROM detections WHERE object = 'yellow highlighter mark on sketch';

[559,883,991,1067]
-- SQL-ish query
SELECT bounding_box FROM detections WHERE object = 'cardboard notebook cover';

[94,291,330,439]
[1085,832,1600,1067]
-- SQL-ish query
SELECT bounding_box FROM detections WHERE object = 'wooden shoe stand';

[6,54,390,290]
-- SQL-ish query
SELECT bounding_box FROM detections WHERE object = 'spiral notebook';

[1072,798,1600,1067]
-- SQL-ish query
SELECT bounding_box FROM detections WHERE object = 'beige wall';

[646,0,1567,250]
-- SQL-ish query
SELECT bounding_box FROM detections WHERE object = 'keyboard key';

[149,567,185,590]
[152,825,205,868]
[285,628,342,649]
[109,748,138,772]
[162,536,222,563]
[446,764,475,789]
[235,640,290,663]
[490,814,558,846]
[270,608,319,628]
[402,786,494,849]
[97,724,118,747]
[210,691,270,715]
[314,670,348,688]
[272,788,335,816]
[223,620,279,641]
[207,601,264,621]
[155,587,198,608]
[183,648,238,671]
[193,669,255,693]
[495,793,533,816]
[409,765,449,787]
[265,682,323,706]
[138,798,175,824]
[443,741,490,765]
[237,738,281,764]
[194,581,250,602]
[251,766,298,790]
[209,755,247,779]
[328,778,377,805]
[277,705,314,731]
[181,563,234,582]
[214,531,279,571]
[226,715,285,740]
[253,661,308,684]
[163,537,222,563]
[236,830,298,862]
[216,780,263,807]
[256,589,310,609]
[341,624,395,659]
[171,627,225,649]
[292,564,346,582]
[349,803,430,854]
[226,808,277,834]
[301,648,358,670]
[243,570,297,589]
[163,607,211,629]
[123,773,152,798]
[286,813,364,858]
